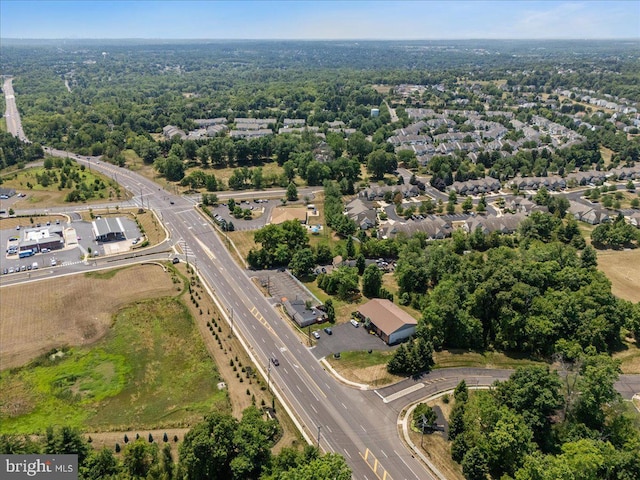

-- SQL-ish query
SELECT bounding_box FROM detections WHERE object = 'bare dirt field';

[596,248,640,302]
[0,265,177,370]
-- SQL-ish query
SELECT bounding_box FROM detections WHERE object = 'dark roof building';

[92,217,126,242]
[20,226,65,252]
[283,299,326,328]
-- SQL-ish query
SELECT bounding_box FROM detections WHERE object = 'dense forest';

[449,361,640,480]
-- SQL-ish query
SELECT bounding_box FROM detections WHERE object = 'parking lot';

[251,268,320,305]
[310,321,395,359]
[2,216,141,276]
[211,199,277,231]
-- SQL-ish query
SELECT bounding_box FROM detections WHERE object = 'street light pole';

[317,425,321,450]
[230,308,234,338]
[267,360,272,393]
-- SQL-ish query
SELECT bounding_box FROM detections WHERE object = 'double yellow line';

[361,448,392,480]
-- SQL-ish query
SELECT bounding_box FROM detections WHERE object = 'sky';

[1,0,638,40]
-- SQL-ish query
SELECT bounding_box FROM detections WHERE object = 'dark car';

[324,327,333,335]
[169,200,175,205]
[172,257,180,264]
[271,357,280,366]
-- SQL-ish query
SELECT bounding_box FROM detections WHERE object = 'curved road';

[5,84,640,480]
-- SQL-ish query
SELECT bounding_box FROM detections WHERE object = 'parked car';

[312,331,321,339]
[324,327,333,335]
[350,319,359,327]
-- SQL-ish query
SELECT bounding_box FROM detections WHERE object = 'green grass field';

[1,164,125,206]
[0,297,228,434]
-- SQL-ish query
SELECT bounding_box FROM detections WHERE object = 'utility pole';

[267,360,272,393]
[420,415,428,448]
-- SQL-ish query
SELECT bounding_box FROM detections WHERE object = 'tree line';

[449,357,640,480]
[0,406,351,480]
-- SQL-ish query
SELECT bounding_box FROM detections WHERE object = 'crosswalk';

[176,240,195,258]
[62,260,86,267]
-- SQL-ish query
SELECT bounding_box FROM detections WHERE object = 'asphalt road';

[5,86,640,480]
[2,77,29,143]
[34,152,436,479]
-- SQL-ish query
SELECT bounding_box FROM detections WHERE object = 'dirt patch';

[0,265,177,370]
[614,339,640,374]
[596,248,640,302]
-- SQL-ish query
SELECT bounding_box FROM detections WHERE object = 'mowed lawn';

[0,273,228,434]
[596,248,640,303]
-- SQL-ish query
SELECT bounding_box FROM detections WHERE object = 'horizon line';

[2,37,639,41]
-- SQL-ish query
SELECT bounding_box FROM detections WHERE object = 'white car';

[350,319,359,327]
[312,331,321,339]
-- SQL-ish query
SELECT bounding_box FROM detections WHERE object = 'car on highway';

[271,357,280,366]
[312,331,321,339]
[324,327,333,335]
